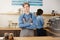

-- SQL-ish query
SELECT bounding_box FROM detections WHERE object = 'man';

[36,9,47,36]
[19,2,37,37]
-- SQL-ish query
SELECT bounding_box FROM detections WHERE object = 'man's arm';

[18,14,31,28]
[26,14,38,29]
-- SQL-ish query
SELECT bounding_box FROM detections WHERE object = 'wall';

[0,14,19,27]
[0,0,60,27]
[0,0,60,13]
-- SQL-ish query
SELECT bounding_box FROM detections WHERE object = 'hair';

[22,2,30,7]
[36,9,43,16]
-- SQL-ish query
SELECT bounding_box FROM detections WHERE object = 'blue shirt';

[18,13,37,29]
[36,16,44,29]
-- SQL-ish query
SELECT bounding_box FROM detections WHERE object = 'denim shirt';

[36,16,44,29]
[18,13,37,29]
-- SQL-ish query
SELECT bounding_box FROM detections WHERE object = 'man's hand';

[30,23,33,25]
[29,18,33,23]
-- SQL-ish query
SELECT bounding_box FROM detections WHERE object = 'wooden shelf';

[43,14,60,16]
[56,14,60,16]
[42,14,53,16]
[0,28,21,30]
[0,12,20,15]
[0,12,60,16]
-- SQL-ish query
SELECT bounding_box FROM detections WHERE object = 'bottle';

[52,10,55,16]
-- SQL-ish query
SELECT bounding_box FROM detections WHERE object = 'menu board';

[12,0,43,6]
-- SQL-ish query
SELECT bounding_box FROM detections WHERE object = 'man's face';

[23,4,30,13]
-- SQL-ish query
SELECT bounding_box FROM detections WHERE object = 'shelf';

[0,12,20,15]
[0,28,21,30]
[0,12,60,16]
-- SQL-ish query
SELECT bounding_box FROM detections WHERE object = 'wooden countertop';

[15,37,52,40]
[0,37,60,40]
[0,37,54,40]
[44,27,60,36]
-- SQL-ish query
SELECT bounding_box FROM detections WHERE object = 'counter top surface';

[0,37,60,40]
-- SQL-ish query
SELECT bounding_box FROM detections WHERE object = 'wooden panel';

[0,28,38,37]
[0,28,21,37]
[0,37,52,40]
[14,37,53,40]
[0,30,20,37]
